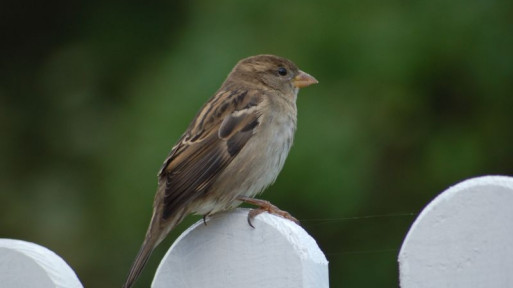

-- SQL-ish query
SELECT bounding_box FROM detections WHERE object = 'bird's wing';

[158,89,264,219]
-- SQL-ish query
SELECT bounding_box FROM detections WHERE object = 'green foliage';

[1,0,512,286]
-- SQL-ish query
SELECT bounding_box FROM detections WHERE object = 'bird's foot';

[237,196,299,228]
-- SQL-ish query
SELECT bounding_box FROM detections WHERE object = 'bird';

[122,54,318,288]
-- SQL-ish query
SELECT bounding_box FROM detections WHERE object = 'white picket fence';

[1,175,512,287]
[399,175,513,288]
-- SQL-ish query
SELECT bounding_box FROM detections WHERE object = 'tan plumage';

[122,54,317,288]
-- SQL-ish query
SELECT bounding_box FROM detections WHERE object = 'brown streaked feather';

[162,133,227,219]
[158,89,263,219]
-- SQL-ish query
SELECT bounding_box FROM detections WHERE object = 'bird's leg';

[237,196,300,228]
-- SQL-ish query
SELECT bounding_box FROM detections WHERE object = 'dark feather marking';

[241,117,259,132]
[232,90,247,106]
[197,90,232,130]
[218,115,239,139]
[243,96,260,110]
[228,89,240,99]
[189,132,202,142]
[211,90,239,119]
[216,102,229,117]
[226,129,253,156]
[226,117,259,156]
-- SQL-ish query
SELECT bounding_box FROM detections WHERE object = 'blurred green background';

[1,0,512,287]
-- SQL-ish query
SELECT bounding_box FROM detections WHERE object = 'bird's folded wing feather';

[157,89,264,219]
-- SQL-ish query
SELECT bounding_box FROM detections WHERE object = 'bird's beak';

[293,70,318,88]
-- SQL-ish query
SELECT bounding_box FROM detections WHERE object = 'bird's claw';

[202,214,210,226]
[238,196,300,228]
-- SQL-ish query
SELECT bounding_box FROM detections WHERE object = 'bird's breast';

[230,101,297,196]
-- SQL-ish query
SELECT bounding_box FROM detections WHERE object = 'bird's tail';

[122,206,185,288]
[122,233,159,288]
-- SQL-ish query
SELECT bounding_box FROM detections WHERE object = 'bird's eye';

[278,67,288,76]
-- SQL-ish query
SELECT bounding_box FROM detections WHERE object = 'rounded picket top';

[0,239,83,288]
[399,175,513,288]
[152,208,328,288]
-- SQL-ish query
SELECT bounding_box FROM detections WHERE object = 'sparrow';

[122,54,318,288]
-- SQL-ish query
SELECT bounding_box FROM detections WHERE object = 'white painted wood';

[398,175,513,288]
[152,208,329,288]
[0,238,83,288]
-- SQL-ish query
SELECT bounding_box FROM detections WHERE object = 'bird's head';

[226,54,318,98]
